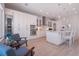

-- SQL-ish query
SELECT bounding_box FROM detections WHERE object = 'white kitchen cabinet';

[46,31,65,45]
[5,8,47,40]
[37,17,43,26]
[13,11,31,37]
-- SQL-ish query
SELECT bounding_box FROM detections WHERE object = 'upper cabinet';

[37,17,42,27]
[42,16,46,26]
[37,16,47,27]
[48,21,52,27]
[27,14,37,25]
[5,8,37,26]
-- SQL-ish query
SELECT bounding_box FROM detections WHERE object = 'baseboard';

[28,36,46,40]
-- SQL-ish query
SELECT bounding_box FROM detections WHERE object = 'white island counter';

[46,31,66,45]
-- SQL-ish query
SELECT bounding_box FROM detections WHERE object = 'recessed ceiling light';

[72,8,76,11]
[58,16,61,18]
[40,10,42,12]
[46,12,48,14]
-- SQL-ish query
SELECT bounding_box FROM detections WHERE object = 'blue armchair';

[5,33,27,47]
[13,34,27,46]
[0,43,35,56]
[5,32,14,45]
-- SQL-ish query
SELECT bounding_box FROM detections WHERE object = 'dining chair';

[61,31,75,47]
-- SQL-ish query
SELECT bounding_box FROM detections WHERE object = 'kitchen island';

[46,31,66,45]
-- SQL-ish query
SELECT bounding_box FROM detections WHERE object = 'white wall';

[56,15,79,40]
[5,8,46,40]
[66,15,79,39]
[0,4,4,38]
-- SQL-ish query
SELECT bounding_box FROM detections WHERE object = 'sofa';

[0,43,34,56]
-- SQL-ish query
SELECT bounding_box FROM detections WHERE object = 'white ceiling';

[5,3,79,19]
